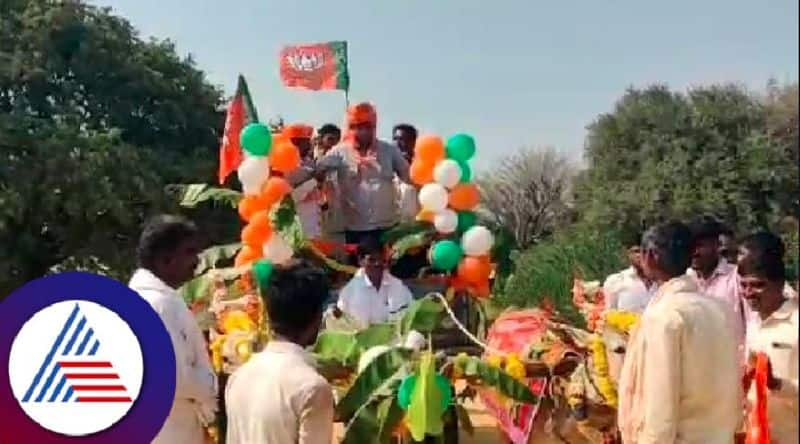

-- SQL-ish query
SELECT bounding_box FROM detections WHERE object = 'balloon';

[474,281,492,298]
[418,183,449,212]
[262,177,292,206]
[251,259,274,290]
[240,123,273,156]
[234,245,262,267]
[457,211,477,232]
[241,216,273,248]
[409,160,434,186]
[238,195,264,222]
[433,159,462,189]
[414,135,445,164]
[458,160,472,183]
[449,183,480,211]
[269,142,301,174]
[416,209,435,223]
[433,209,458,234]
[462,225,494,256]
[262,234,293,265]
[237,155,270,195]
[430,240,463,271]
[458,256,492,285]
[396,374,451,412]
[446,133,476,161]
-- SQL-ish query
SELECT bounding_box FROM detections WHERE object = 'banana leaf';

[354,323,397,349]
[408,351,444,440]
[313,331,359,367]
[399,296,446,336]
[390,230,434,261]
[271,197,306,251]
[180,273,213,305]
[463,357,538,404]
[336,348,413,421]
[175,183,242,208]
[382,221,431,246]
[195,243,242,275]
[342,391,406,444]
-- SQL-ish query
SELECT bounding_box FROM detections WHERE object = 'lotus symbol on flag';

[286,51,325,72]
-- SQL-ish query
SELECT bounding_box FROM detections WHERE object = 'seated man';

[225,262,333,444]
[335,237,414,327]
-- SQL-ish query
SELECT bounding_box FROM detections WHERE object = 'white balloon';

[418,183,449,212]
[433,159,462,189]
[461,225,494,256]
[237,155,270,195]
[262,235,293,265]
[433,209,458,234]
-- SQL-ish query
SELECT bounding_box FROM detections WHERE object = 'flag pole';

[344,89,350,109]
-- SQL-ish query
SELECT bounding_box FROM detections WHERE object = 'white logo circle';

[8,300,144,436]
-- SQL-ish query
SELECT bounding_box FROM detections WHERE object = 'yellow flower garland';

[604,310,639,334]
[589,334,617,408]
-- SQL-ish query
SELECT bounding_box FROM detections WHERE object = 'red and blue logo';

[1,272,176,443]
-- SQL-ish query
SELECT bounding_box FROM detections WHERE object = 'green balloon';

[397,375,416,410]
[430,240,463,271]
[240,123,273,156]
[458,160,472,183]
[446,133,476,162]
[252,259,274,290]
[457,211,477,232]
[435,374,452,412]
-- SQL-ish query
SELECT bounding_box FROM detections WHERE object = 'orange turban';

[282,123,314,139]
[346,102,377,127]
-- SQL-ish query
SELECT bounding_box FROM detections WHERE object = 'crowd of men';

[124,101,797,444]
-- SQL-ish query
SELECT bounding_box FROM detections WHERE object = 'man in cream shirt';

[618,221,741,444]
[225,263,334,444]
[738,232,798,444]
[129,215,217,444]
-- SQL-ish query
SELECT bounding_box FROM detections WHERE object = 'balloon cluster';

[234,123,302,268]
[411,133,495,297]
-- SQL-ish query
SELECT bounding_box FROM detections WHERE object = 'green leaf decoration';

[354,323,397,350]
[390,230,434,261]
[381,221,431,246]
[174,183,243,208]
[336,348,413,421]
[270,196,306,251]
[341,396,405,444]
[313,331,359,367]
[180,273,213,305]
[455,404,474,436]
[466,357,538,404]
[408,351,445,441]
[399,296,446,336]
[195,243,242,275]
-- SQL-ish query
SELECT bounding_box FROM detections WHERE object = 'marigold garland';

[589,334,617,408]
[604,310,639,334]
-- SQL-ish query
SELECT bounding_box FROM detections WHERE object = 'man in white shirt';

[739,232,798,444]
[335,237,414,328]
[603,243,656,313]
[225,263,334,444]
[129,215,217,444]
[618,221,741,444]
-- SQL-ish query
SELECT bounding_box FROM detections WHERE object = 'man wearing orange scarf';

[284,124,323,239]
[309,102,411,245]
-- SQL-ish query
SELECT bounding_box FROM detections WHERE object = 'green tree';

[0,0,226,295]
[575,83,798,238]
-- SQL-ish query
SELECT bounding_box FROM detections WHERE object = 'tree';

[478,147,576,249]
[0,0,226,295]
[575,83,798,239]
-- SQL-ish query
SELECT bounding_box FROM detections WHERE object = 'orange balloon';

[414,135,445,164]
[234,245,262,267]
[416,209,435,223]
[238,195,267,222]
[449,183,480,210]
[458,256,492,285]
[241,217,273,247]
[473,281,492,298]
[410,160,434,186]
[262,177,292,207]
[269,142,301,173]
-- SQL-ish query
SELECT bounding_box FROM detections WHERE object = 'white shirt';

[337,270,414,327]
[292,178,322,239]
[225,341,334,444]
[745,298,799,444]
[602,267,656,313]
[129,269,217,444]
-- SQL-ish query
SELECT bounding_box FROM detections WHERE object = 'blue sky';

[91,0,798,170]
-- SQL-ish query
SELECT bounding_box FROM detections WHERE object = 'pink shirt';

[687,259,747,358]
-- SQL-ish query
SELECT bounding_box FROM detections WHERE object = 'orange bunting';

[262,177,292,206]
[269,142,302,173]
[448,183,480,210]
[410,160,435,186]
[414,135,445,164]
[234,245,262,267]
